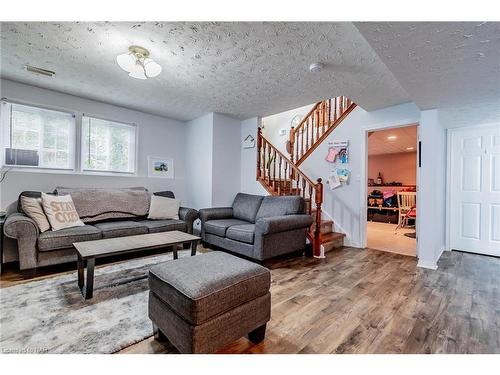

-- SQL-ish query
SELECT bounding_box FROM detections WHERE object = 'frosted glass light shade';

[143,59,162,78]
[128,68,147,80]
[116,53,136,73]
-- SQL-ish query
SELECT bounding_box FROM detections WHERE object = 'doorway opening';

[366,124,418,256]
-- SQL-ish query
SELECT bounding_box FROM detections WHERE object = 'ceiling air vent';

[24,65,56,78]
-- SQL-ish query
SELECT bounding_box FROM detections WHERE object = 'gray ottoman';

[148,251,271,353]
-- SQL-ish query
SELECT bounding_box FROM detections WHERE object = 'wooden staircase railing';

[290,96,357,166]
[257,128,323,257]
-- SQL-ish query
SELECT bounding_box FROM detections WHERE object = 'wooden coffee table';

[73,231,200,299]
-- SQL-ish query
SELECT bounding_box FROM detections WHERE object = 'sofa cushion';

[94,220,148,239]
[55,187,150,223]
[226,224,255,244]
[148,251,271,325]
[38,225,102,252]
[232,193,264,223]
[204,219,249,237]
[138,219,186,234]
[255,195,303,221]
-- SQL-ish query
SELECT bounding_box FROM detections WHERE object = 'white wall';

[185,113,214,209]
[185,112,242,209]
[212,113,241,207]
[0,79,188,209]
[240,117,268,196]
[417,109,446,269]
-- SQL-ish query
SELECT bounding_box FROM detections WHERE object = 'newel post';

[314,178,323,258]
[256,127,262,180]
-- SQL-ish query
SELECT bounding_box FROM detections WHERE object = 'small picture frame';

[243,134,255,149]
[148,157,174,179]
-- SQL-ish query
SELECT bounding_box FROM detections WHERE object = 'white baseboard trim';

[314,246,326,259]
[417,246,445,270]
[417,260,438,270]
[436,245,445,260]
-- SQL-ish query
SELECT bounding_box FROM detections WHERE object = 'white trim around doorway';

[359,121,420,258]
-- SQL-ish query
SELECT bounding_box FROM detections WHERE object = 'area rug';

[0,250,198,354]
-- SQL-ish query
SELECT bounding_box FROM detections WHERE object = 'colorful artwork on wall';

[148,157,174,178]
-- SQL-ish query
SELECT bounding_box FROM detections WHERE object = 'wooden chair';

[396,192,416,230]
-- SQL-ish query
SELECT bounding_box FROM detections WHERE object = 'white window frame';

[0,99,140,177]
[0,100,77,171]
[80,114,138,175]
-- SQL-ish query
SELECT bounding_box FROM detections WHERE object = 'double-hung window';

[81,116,136,174]
[1,102,76,169]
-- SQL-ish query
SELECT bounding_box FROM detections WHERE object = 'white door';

[450,124,500,256]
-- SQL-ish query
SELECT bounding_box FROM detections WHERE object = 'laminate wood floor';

[120,248,500,354]
[2,247,499,354]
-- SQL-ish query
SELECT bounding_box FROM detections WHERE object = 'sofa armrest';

[3,212,39,271]
[4,212,39,239]
[199,207,234,223]
[255,214,313,235]
[178,207,199,234]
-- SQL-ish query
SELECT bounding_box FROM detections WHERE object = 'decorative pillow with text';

[41,193,85,231]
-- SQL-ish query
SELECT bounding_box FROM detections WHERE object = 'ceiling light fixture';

[116,45,162,80]
[309,62,323,73]
[387,135,397,140]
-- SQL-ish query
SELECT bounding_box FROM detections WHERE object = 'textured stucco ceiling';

[0,22,410,121]
[355,22,500,111]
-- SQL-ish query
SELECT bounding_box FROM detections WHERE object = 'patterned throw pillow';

[20,196,51,233]
[41,193,85,231]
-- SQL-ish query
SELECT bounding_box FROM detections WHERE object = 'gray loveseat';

[3,188,198,274]
[199,193,313,262]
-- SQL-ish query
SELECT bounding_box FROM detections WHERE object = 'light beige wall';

[368,151,417,185]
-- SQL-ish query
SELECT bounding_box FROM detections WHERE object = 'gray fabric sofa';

[199,193,313,262]
[3,188,198,273]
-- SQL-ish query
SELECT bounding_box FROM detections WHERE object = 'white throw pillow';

[41,193,85,231]
[21,196,51,233]
[148,195,180,220]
